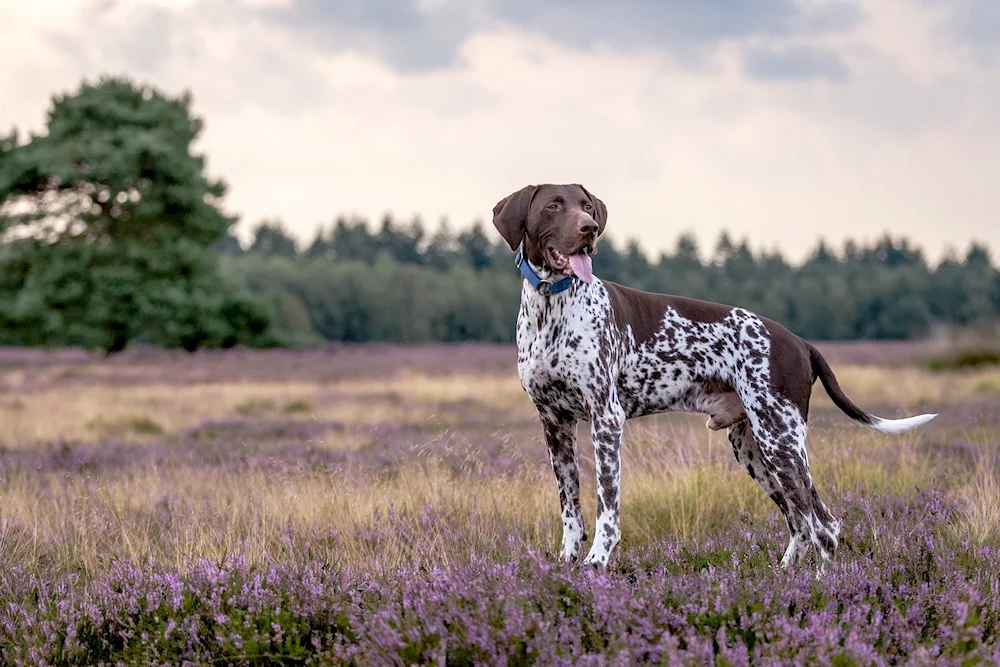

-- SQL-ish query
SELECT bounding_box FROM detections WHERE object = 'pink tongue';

[569,254,594,284]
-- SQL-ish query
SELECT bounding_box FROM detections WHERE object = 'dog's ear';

[579,185,607,235]
[492,185,538,252]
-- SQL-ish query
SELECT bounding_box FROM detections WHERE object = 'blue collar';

[515,244,579,296]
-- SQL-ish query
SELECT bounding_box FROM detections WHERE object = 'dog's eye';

[547,202,559,210]
[583,203,593,211]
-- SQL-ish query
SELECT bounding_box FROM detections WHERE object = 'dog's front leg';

[583,403,626,567]
[541,414,586,562]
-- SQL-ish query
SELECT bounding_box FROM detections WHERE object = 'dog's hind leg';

[728,415,840,570]
[541,414,587,563]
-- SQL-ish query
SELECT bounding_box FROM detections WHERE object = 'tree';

[673,233,702,269]
[328,216,378,263]
[456,221,497,270]
[424,218,458,270]
[213,229,244,256]
[249,219,298,256]
[712,231,736,266]
[370,214,424,264]
[222,216,1000,345]
[0,76,271,353]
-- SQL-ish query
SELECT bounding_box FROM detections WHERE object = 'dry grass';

[810,364,1000,409]
[0,348,996,580]
[953,452,1000,544]
[2,363,994,447]
[0,372,529,447]
[0,465,558,577]
[0,422,967,578]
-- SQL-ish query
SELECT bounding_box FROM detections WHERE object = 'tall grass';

[0,408,982,581]
[0,352,995,580]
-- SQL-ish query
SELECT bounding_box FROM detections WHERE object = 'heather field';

[0,342,999,665]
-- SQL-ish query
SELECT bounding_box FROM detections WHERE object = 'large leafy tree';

[0,76,271,353]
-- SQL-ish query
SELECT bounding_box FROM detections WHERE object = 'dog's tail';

[807,342,936,434]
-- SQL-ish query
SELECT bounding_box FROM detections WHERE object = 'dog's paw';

[558,550,580,565]
[581,551,610,569]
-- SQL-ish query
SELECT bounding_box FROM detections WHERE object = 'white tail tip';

[869,413,937,435]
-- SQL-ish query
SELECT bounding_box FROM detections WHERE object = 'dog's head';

[492,184,607,284]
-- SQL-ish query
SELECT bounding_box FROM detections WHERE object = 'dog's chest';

[515,287,605,415]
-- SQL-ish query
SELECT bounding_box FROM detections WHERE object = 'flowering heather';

[0,492,998,665]
[0,345,998,664]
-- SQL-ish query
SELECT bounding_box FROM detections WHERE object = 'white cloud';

[1,0,998,262]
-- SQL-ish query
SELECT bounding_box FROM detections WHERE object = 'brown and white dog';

[493,183,936,569]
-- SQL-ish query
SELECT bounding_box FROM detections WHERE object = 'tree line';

[217,216,1000,345]
[2,76,997,352]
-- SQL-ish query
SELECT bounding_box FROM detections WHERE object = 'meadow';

[0,341,998,664]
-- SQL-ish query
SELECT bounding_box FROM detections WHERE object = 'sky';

[1,0,998,263]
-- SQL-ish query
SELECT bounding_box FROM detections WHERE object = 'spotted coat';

[516,269,934,569]
[498,183,936,570]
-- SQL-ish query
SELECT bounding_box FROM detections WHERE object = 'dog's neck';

[518,257,598,319]
[515,242,583,298]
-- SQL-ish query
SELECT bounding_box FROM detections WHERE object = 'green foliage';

[0,76,273,353]
[86,414,165,436]
[281,399,313,414]
[2,76,996,350]
[235,397,277,417]
[228,216,1000,344]
[248,219,297,257]
[220,250,520,344]
[927,347,1000,371]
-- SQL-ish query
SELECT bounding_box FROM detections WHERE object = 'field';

[0,342,999,664]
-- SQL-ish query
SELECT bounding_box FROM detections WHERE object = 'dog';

[493,183,936,569]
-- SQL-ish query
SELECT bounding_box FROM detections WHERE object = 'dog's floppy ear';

[492,185,538,252]
[579,185,608,235]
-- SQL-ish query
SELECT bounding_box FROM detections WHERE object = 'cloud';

[265,0,475,72]
[1,0,998,262]
[490,0,799,45]
[742,44,850,81]
[266,0,863,72]
[797,1,864,33]
[38,1,339,114]
[929,0,1000,65]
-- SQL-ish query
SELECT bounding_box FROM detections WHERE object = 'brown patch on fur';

[761,318,814,419]
[603,282,731,346]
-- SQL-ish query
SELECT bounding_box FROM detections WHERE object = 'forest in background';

[217,216,1000,345]
[2,76,997,352]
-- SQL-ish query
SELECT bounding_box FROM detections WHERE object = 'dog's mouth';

[547,244,595,284]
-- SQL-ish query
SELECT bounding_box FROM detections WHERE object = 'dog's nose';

[579,217,599,234]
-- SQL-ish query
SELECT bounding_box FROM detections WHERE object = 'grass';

[281,398,313,414]
[927,346,1000,371]
[85,413,165,436]
[0,355,989,577]
[235,396,277,416]
[955,456,1000,544]
[1,363,997,446]
[0,344,997,663]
